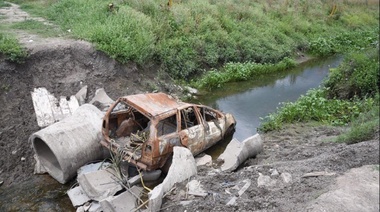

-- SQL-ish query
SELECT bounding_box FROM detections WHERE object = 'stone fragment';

[257,173,277,187]
[280,172,292,184]
[195,154,212,167]
[187,180,207,197]
[89,88,114,111]
[75,85,88,105]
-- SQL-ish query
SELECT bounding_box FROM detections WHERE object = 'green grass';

[6,0,378,81]
[335,95,379,144]
[0,33,27,62]
[10,19,64,37]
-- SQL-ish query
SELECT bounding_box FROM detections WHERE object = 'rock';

[185,86,198,95]
[77,168,123,201]
[89,88,114,111]
[271,169,279,177]
[187,180,207,197]
[67,185,91,207]
[195,154,212,167]
[307,165,379,212]
[148,147,197,212]
[217,134,263,172]
[257,173,277,187]
[75,85,88,105]
[280,172,292,184]
[20,157,25,161]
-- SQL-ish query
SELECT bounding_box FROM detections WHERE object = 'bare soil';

[0,3,379,212]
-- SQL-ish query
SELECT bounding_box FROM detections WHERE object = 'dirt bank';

[160,124,379,211]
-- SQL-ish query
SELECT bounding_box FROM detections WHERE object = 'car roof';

[120,93,191,118]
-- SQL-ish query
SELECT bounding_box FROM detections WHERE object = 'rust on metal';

[101,92,236,171]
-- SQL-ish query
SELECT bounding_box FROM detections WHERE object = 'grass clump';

[335,100,379,144]
[0,33,27,62]
[192,57,296,90]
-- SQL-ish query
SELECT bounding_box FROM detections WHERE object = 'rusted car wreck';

[101,93,236,171]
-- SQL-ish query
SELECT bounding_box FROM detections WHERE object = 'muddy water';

[194,56,343,142]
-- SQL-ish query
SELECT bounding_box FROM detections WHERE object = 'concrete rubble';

[67,185,91,207]
[89,88,115,111]
[77,168,123,201]
[195,154,212,167]
[226,179,252,206]
[217,133,263,172]
[187,180,207,197]
[100,186,143,212]
[148,147,197,212]
[31,87,79,127]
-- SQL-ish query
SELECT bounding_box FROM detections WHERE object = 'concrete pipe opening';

[32,137,63,181]
[30,104,109,184]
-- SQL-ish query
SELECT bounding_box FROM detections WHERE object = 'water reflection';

[195,56,343,141]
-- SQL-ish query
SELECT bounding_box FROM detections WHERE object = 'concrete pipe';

[30,104,109,184]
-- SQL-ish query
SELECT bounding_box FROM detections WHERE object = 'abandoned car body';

[101,93,236,171]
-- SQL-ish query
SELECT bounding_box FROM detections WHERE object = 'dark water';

[194,56,343,141]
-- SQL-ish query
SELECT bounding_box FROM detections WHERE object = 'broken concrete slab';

[280,172,292,184]
[31,87,79,127]
[76,202,102,212]
[77,162,111,176]
[217,134,263,172]
[75,85,88,105]
[148,147,197,212]
[67,185,91,207]
[100,186,143,212]
[77,168,123,202]
[195,154,212,167]
[89,88,114,111]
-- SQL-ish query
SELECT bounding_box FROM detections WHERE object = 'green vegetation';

[5,0,379,82]
[192,57,296,90]
[10,20,64,37]
[259,48,379,144]
[0,33,27,62]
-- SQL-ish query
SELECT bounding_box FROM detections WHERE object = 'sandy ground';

[0,3,379,212]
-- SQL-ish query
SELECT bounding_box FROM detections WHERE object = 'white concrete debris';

[217,134,263,172]
[67,185,91,207]
[77,168,123,202]
[187,180,207,197]
[33,154,47,174]
[89,88,114,111]
[195,154,212,167]
[148,147,197,212]
[226,179,252,206]
[280,172,292,184]
[75,85,88,105]
[76,201,102,212]
[31,87,79,127]
[100,186,143,212]
[257,173,277,188]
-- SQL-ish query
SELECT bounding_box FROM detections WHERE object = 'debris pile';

[29,87,264,211]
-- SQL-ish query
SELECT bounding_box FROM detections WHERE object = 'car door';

[198,106,224,150]
[178,106,206,155]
